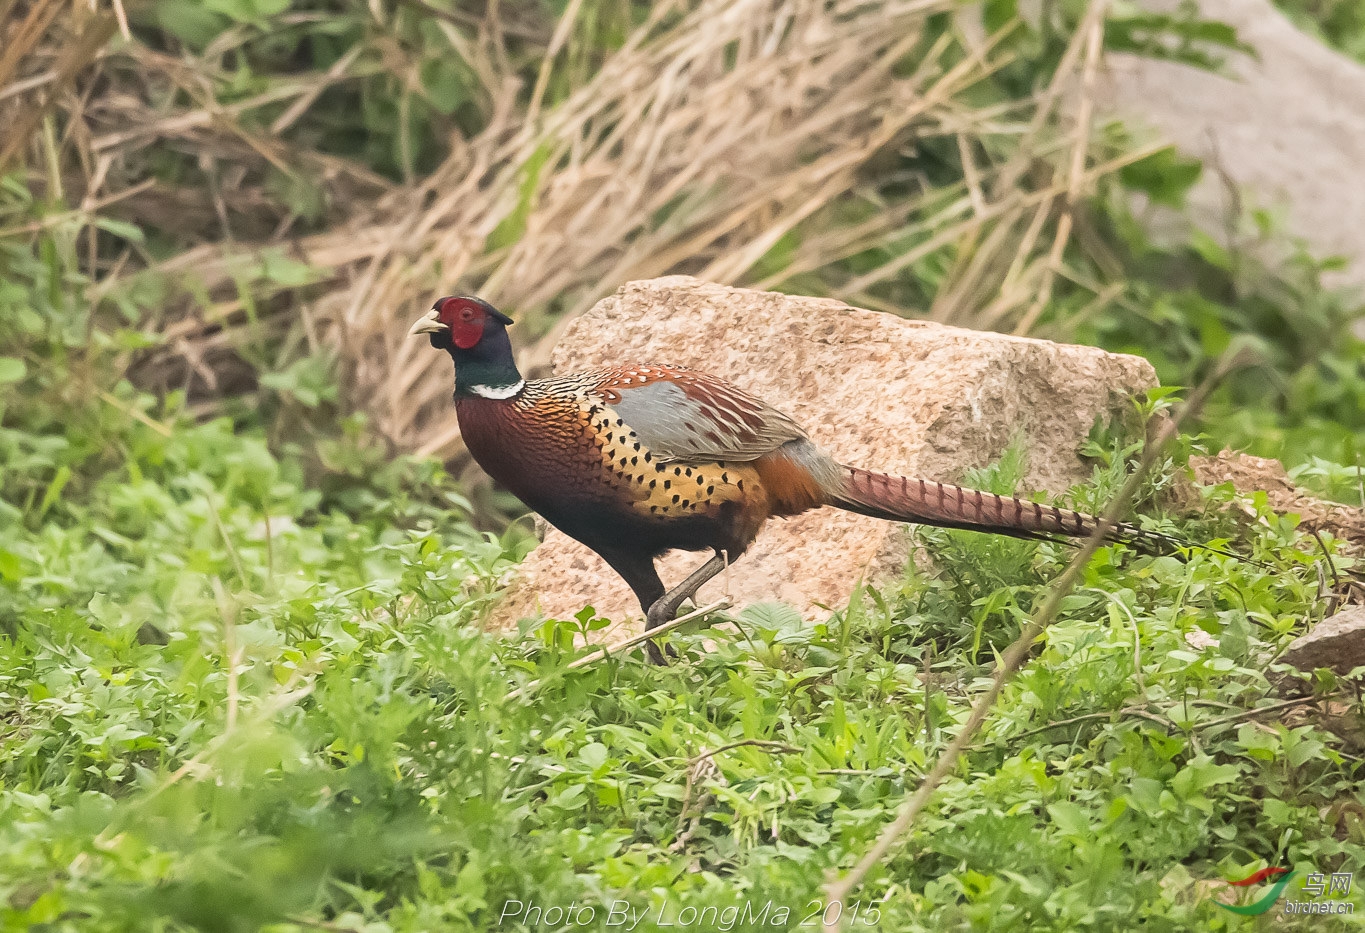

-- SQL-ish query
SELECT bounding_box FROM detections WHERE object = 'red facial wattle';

[440,297,485,349]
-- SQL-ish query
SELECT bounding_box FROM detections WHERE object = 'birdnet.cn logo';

[1214,865,1355,916]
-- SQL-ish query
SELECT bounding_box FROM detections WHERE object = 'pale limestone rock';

[488,277,1157,634]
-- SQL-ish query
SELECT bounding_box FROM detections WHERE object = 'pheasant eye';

[442,297,487,349]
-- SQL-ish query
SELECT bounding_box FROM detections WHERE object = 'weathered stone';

[1095,0,1365,291]
[488,277,1157,634]
[1282,607,1365,675]
[1190,449,1365,545]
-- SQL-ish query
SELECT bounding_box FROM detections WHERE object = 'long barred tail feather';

[830,465,1183,554]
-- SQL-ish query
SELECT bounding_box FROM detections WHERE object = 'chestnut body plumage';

[412,296,1153,660]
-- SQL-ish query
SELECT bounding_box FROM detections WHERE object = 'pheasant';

[411,295,1162,660]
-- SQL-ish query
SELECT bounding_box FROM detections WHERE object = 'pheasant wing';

[594,367,807,463]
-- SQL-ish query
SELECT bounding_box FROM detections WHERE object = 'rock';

[1282,607,1365,675]
[1096,0,1365,290]
[486,276,1158,635]
[1190,449,1365,545]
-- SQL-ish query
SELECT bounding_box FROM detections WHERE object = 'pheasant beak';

[408,308,448,336]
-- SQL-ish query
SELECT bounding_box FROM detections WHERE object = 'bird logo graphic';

[1215,866,1295,915]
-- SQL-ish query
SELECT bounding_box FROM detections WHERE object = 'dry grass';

[3,0,1143,463]
[0,1,113,174]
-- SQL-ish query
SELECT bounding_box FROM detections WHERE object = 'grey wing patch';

[607,378,807,463]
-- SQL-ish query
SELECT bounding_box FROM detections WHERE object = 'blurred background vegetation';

[2,0,1364,930]
[3,0,1363,506]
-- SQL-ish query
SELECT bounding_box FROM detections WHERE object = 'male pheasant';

[412,295,1158,659]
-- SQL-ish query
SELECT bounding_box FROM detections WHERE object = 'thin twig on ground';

[976,692,1337,753]
[1193,695,1331,732]
[507,599,731,700]
[686,739,804,764]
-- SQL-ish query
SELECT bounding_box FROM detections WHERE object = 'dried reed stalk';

[143,0,1025,456]
[4,0,1142,467]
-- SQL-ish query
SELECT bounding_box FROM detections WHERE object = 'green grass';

[4,2,1365,929]
[2,339,1363,931]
